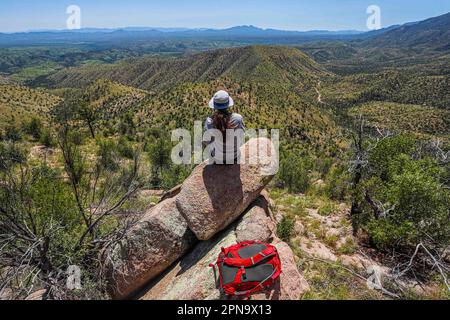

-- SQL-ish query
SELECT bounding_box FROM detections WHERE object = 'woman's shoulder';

[205,116,214,123]
[230,113,244,129]
[231,113,243,121]
[204,116,214,129]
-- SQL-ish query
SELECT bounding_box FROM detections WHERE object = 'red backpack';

[210,241,282,298]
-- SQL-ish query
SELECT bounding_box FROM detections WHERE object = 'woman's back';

[204,90,245,164]
[204,112,245,164]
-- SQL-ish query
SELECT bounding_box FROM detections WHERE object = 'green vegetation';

[300,259,385,300]
[321,71,450,109]
[22,117,43,140]
[277,153,312,193]
[337,237,357,255]
[9,61,61,83]
[349,102,450,141]
[352,135,449,250]
[277,215,295,242]
[0,84,61,127]
[39,46,327,91]
[0,127,143,299]
[318,201,337,217]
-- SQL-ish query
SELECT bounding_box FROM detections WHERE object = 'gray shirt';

[204,113,245,164]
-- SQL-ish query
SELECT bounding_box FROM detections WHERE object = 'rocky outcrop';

[160,184,182,202]
[235,193,276,243]
[137,194,309,300]
[176,138,278,240]
[298,238,338,262]
[105,138,289,300]
[105,198,197,299]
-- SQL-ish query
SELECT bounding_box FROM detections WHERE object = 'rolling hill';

[0,84,61,126]
[362,12,450,50]
[82,79,148,120]
[299,12,450,76]
[297,13,450,114]
[40,46,329,91]
[321,71,450,109]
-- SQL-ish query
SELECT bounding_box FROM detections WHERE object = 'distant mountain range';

[0,12,449,50]
[25,27,195,33]
[0,25,366,47]
[7,25,365,36]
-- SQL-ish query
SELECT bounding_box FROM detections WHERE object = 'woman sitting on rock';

[204,90,245,164]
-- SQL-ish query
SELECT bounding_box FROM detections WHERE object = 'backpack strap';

[233,265,279,297]
[224,245,276,268]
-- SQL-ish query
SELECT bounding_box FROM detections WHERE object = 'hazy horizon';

[1,0,450,33]
[2,25,369,34]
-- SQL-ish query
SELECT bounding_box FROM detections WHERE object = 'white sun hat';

[209,90,234,110]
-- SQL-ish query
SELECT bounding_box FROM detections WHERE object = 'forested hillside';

[0,84,61,126]
[41,46,328,90]
[362,12,450,49]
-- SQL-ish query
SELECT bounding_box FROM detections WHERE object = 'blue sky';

[1,0,449,32]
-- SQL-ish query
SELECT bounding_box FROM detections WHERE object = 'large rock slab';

[105,198,197,299]
[138,195,309,300]
[176,138,278,240]
[139,223,237,300]
[235,194,276,243]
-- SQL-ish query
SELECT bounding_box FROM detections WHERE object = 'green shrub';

[23,117,43,140]
[324,234,339,248]
[26,165,82,254]
[0,142,26,171]
[277,153,311,193]
[117,137,135,159]
[4,124,22,142]
[149,135,172,175]
[277,215,295,242]
[0,159,122,299]
[325,165,351,201]
[118,112,135,135]
[160,164,193,190]
[368,134,416,181]
[69,130,85,146]
[316,157,333,177]
[40,128,55,148]
[318,201,337,216]
[356,135,450,249]
[97,138,119,171]
[366,159,449,248]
